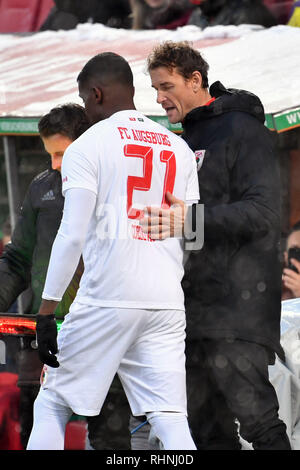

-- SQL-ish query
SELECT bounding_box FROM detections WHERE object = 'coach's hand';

[36,314,59,368]
[140,192,186,240]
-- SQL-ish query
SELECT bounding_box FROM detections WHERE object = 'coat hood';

[183,81,265,126]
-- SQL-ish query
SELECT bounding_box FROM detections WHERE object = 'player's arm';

[0,183,37,311]
[36,187,96,367]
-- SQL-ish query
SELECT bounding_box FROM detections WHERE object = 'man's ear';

[191,71,202,93]
[93,86,102,104]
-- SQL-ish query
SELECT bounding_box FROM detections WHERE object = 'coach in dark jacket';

[145,41,291,450]
[182,80,284,360]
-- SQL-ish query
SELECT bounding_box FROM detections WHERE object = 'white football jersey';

[61,110,199,310]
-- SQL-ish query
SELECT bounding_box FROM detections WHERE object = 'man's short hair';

[147,41,209,89]
[288,221,300,238]
[38,103,90,141]
[77,52,134,89]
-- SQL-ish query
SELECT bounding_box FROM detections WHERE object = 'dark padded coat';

[0,169,83,318]
[182,81,284,362]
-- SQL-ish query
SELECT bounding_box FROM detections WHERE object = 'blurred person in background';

[282,221,300,300]
[40,0,132,31]
[1,218,12,247]
[188,0,277,29]
[0,218,19,374]
[0,218,19,314]
[0,218,11,257]
[288,0,300,27]
[130,0,195,30]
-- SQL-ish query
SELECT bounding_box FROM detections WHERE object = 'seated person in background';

[1,218,12,247]
[0,218,18,314]
[188,0,277,29]
[40,0,131,31]
[130,0,195,30]
[282,221,300,300]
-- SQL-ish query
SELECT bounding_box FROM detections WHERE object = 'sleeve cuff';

[42,292,62,302]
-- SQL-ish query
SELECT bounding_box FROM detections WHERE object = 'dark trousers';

[19,385,40,449]
[186,338,291,450]
[86,375,131,450]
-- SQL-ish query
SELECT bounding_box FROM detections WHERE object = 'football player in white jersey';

[27,52,199,450]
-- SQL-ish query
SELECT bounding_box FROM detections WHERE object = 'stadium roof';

[0,23,300,135]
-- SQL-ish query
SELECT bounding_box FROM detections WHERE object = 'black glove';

[36,314,59,368]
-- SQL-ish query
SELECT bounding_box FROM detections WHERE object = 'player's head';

[38,103,90,172]
[147,41,210,123]
[77,52,135,125]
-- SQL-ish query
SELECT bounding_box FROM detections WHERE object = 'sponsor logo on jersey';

[129,117,136,121]
[41,190,55,201]
[195,150,206,172]
[62,176,68,183]
[40,365,48,387]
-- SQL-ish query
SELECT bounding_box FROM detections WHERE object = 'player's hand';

[282,258,300,298]
[140,192,186,240]
[36,314,59,368]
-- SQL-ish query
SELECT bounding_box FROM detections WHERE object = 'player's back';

[62,110,199,310]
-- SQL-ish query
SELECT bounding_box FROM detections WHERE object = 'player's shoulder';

[31,169,53,185]
[29,169,61,199]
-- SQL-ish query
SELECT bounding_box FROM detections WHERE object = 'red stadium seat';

[0,373,23,450]
[64,420,88,450]
[0,0,40,33]
[33,0,55,31]
[263,0,294,23]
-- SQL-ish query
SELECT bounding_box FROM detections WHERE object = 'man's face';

[42,133,73,172]
[78,80,101,125]
[150,66,200,124]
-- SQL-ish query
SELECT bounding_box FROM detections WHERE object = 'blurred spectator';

[1,218,12,247]
[0,218,18,313]
[288,0,300,26]
[282,221,300,300]
[130,0,195,30]
[188,0,278,28]
[40,0,132,30]
[0,220,19,377]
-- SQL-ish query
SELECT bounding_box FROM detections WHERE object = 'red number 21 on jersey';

[124,144,176,220]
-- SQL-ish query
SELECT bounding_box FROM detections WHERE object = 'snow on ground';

[0,23,300,117]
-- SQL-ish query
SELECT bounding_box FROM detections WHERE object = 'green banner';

[264,114,275,131]
[148,115,183,133]
[1,110,300,136]
[0,118,39,135]
[273,107,300,133]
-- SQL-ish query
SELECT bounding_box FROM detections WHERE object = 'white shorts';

[39,302,187,417]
